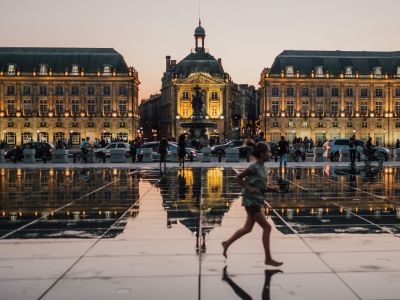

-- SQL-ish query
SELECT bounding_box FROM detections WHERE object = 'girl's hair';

[252,142,270,158]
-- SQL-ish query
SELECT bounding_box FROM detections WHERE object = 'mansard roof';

[0,47,129,73]
[270,50,400,76]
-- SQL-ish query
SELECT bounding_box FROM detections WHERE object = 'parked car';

[232,141,278,158]
[138,141,197,161]
[94,142,131,158]
[4,142,55,161]
[329,139,389,162]
[210,140,243,156]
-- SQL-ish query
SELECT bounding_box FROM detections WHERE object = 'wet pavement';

[0,165,400,299]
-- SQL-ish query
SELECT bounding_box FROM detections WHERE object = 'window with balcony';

[103,85,111,96]
[23,100,31,115]
[360,88,368,98]
[360,102,368,116]
[345,101,353,116]
[39,85,47,96]
[55,86,63,96]
[347,121,353,128]
[286,87,295,97]
[103,122,110,128]
[72,100,79,116]
[375,101,383,116]
[7,99,15,115]
[23,86,31,95]
[7,121,14,128]
[39,100,47,116]
[316,87,324,97]
[40,121,47,128]
[103,100,111,116]
[87,86,95,96]
[316,100,324,115]
[331,87,339,97]
[271,101,279,115]
[332,121,339,128]
[287,101,294,116]
[23,121,30,128]
[331,101,339,116]
[301,87,309,97]
[71,86,79,96]
[272,121,279,128]
[87,99,96,115]
[7,64,16,75]
[87,122,95,128]
[55,121,63,128]
[345,87,354,97]
[119,121,126,128]
[301,101,309,115]
[118,100,127,116]
[271,86,279,97]
[317,121,324,128]
[375,88,383,98]
[55,99,64,116]
[7,86,15,95]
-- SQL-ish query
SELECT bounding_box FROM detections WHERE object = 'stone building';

[259,50,400,146]
[0,47,139,146]
[140,22,257,143]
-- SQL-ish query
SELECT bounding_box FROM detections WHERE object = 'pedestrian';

[56,139,63,150]
[159,136,169,172]
[396,139,400,149]
[349,135,357,166]
[222,142,283,267]
[323,139,330,160]
[130,139,137,163]
[256,132,265,143]
[309,138,314,152]
[177,134,186,167]
[304,136,309,153]
[277,136,289,170]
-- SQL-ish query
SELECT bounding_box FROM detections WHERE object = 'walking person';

[159,136,169,172]
[323,138,330,161]
[130,139,137,163]
[222,142,283,267]
[178,134,186,167]
[277,136,289,171]
[349,135,357,166]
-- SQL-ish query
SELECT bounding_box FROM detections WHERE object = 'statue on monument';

[192,85,203,116]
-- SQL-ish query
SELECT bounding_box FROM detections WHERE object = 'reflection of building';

[139,22,258,141]
[259,51,400,146]
[0,169,140,238]
[155,167,240,251]
[0,48,140,145]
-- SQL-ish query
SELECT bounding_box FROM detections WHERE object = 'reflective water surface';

[1,166,400,240]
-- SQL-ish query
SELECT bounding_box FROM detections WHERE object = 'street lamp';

[36,130,40,142]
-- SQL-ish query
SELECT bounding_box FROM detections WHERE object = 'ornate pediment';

[179,72,225,85]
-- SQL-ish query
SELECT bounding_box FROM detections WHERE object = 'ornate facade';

[259,50,400,146]
[0,48,140,145]
[140,22,257,142]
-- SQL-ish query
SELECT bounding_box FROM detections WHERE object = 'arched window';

[71,65,80,75]
[345,66,353,78]
[39,64,48,75]
[374,67,382,78]
[315,66,323,78]
[286,66,294,77]
[102,65,112,76]
[7,64,16,75]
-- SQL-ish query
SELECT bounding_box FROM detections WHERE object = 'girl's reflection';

[222,266,282,300]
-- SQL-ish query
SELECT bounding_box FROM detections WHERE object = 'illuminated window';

[362,121,368,128]
[271,101,279,115]
[211,91,218,100]
[287,101,294,116]
[375,101,383,116]
[23,99,31,115]
[7,64,16,75]
[396,102,400,116]
[118,100,127,116]
[39,64,48,75]
[71,65,80,75]
[397,66,400,77]
[88,99,96,115]
[7,99,15,115]
[360,102,368,116]
[55,99,64,116]
[272,122,279,128]
[103,100,111,116]
[182,91,189,99]
[331,101,339,116]
[374,67,382,78]
[72,100,79,116]
[39,100,48,116]
[345,101,353,116]
[209,103,219,118]
[316,100,324,115]
[301,100,309,115]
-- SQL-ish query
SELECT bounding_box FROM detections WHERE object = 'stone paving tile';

[0,279,55,300]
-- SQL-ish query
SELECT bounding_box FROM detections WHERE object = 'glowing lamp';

[220,115,224,120]
[281,112,285,117]
[0,111,6,117]
[296,112,301,117]
[112,112,118,117]
[16,111,21,117]
[64,112,70,117]
[48,111,54,117]
[128,112,133,117]
[340,112,345,117]
[370,112,375,118]
[80,112,86,117]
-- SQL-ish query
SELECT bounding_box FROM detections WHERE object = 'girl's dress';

[241,163,267,215]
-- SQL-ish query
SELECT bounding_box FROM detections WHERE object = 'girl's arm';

[236,168,259,193]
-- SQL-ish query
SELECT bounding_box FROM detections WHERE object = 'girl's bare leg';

[254,212,283,267]
[222,213,255,258]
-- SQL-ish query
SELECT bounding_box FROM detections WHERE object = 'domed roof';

[195,25,205,36]
[175,51,224,77]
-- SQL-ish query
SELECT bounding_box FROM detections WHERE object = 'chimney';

[171,60,177,66]
[166,56,171,70]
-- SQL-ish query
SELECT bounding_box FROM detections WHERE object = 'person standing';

[222,142,283,267]
[159,137,169,172]
[256,132,265,143]
[396,139,400,149]
[349,135,357,166]
[130,139,137,163]
[323,138,330,160]
[177,134,186,167]
[277,136,289,171]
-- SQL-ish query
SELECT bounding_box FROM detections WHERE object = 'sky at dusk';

[1,0,399,101]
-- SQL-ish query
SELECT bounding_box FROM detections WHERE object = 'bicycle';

[77,148,102,163]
